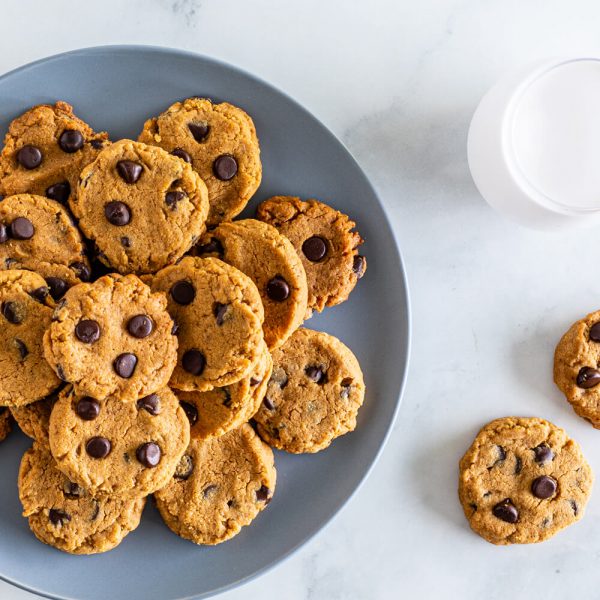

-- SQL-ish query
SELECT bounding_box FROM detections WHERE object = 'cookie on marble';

[148,256,264,392]
[194,219,307,349]
[0,101,109,205]
[49,386,190,498]
[459,417,593,545]
[43,273,177,402]
[0,269,60,407]
[19,442,145,554]
[72,139,209,274]
[0,408,12,442]
[155,423,275,545]
[11,386,63,441]
[176,339,272,440]
[256,196,366,314]
[138,97,261,226]
[254,328,365,453]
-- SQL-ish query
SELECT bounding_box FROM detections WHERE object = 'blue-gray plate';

[0,46,410,600]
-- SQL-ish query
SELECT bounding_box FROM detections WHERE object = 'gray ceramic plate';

[0,46,410,600]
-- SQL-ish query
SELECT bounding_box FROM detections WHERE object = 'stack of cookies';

[0,98,367,554]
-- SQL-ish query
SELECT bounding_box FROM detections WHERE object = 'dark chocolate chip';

[590,322,600,342]
[263,397,275,410]
[256,484,271,503]
[63,481,84,499]
[170,280,195,305]
[4,258,18,268]
[171,321,179,335]
[250,377,261,386]
[2,301,22,324]
[70,261,91,282]
[59,129,84,153]
[116,160,142,183]
[492,499,519,523]
[30,286,49,302]
[570,500,578,515]
[76,397,100,421]
[180,400,198,425]
[75,319,100,343]
[90,500,100,521]
[182,349,205,375]
[577,366,600,389]
[195,237,224,257]
[213,154,237,180]
[46,181,71,204]
[86,436,111,458]
[49,509,71,526]
[213,302,227,325]
[531,475,557,499]
[0,224,6,243]
[127,314,153,338]
[166,191,186,209]
[266,276,290,301]
[137,394,161,415]
[340,377,353,399]
[353,255,366,278]
[302,236,327,262]
[10,217,34,240]
[227,499,235,508]
[56,364,67,381]
[174,454,194,480]
[487,445,506,470]
[113,353,137,378]
[533,444,554,464]
[91,139,104,150]
[172,148,192,163]
[305,365,327,384]
[188,122,210,142]
[121,236,131,248]
[136,442,161,468]
[46,277,68,300]
[104,201,131,226]
[203,484,218,497]
[16,145,42,169]
[514,456,523,475]
[14,339,28,359]
[222,388,232,407]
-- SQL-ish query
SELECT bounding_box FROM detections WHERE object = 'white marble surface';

[3,1,600,598]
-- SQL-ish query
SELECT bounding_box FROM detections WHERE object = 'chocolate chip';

[121,236,131,248]
[10,217,34,240]
[203,484,218,497]
[266,276,290,301]
[182,349,205,375]
[353,255,366,278]
[171,321,179,335]
[46,277,68,300]
[577,366,600,389]
[492,499,519,523]
[75,319,100,343]
[30,286,49,302]
[4,258,17,268]
[174,454,194,480]
[116,160,143,183]
[180,400,198,425]
[533,444,554,464]
[340,378,353,399]
[2,301,22,324]
[195,237,224,257]
[250,377,261,386]
[137,394,161,415]
[302,236,327,262]
[70,261,91,282]
[0,224,6,243]
[14,339,28,359]
[127,314,153,338]
[514,457,522,475]
[570,500,578,515]
[63,482,84,499]
[104,201,131,226]
[113,353,137,378]
[172,148,192,163]
[531,475,557,499]
[59,130,84,153]
[305,366,327,384]
[166,191,186,209]
[213,154,238,180]
[136,442,161,468]
[16,145,42,169]
[589,323,600,341]
[263,397,275,410]
[46,181,71,204]
[91,139,104,150]
[213,302,227,325]
[222,388,232,407]
[56,364,67,381]
[170,280,195,305]
[86,436,111,458]
[90,501,100,521]
[256,485,271,503]
[188,122,209,142]
[487,445,506,470]
[49,509,71,526]
[76,397,100,421]
[227,499,235,508]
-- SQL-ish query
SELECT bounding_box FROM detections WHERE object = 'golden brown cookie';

[43,273,177,402]
[257,196,366,314]
[11,386,63,441]
[254,328,365,453]
[148,256,264,392]
[138,97,261,226]
[459,417,593,545]
[0,269,60,407]
[194,219,307,349]
[71,139,209,274]
[0,102,109,206]
[155,424,275,545]
[0,408,12,442]
[49,386,190,498]
[19,442,145,554]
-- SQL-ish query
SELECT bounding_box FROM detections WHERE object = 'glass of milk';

[468,58,600,229]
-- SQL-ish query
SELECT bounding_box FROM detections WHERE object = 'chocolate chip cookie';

[72,139,209,274]
[0,408,12,442]
[138,97,261,226]
[553,310,600,427]
[43,273,177,402]
[19,442,145,554]
[49,386,190,498]
[11,386,63,441]
[0,101,108,205]
[155,423,275,545]
[459,417,593,545]
[0,269,60,407]
[194,219,307,349]
[253,328,365,453]
[148,256,264,392]
[0,193,90,297]
[176,339,272,440]
[256,196,366,314]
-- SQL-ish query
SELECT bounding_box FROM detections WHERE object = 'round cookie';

[0,408,12,442]
[72,139,209,274]
[256,196,366,314]
[0,193,91,297]
[155,423,275,545]
[0,269,60,407]
[0,101,109,206]
[49,386,190,498]
[194,219,307,349]
[43,273,177,402]
[11,386,63,441]
[554,310,600,427]
[253,328,365,453]
[176,339,272,440]
[149,256,264,392]
[138,97,261,226]
[19,442,145,554]
[459,417,593,545]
